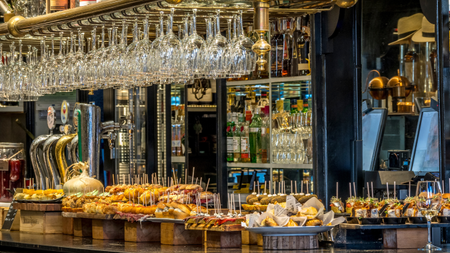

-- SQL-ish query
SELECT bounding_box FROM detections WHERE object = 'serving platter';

[246,226,334,236]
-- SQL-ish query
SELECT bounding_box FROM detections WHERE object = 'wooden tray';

[13,203,61,212]
[62,212,114,220]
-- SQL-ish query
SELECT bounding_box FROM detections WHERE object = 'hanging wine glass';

[160,8,180,83]
[185,9,204,80]
[237,10,256,76]
[151,12,165,81]
[416,181,442,251]
[125,19,141,86]
[134,16,152,86]
[73,29,86,89]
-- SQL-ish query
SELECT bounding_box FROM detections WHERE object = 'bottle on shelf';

[261,115,270,163]
[240,115,251,163]
[291,18,300,77]
[297,99,303,112]
[283,98,291,112]
[227,113,234,162]
[258,91,270,108]
[233,114,242,162]
[282,19,291,77]
[276,19,284,77]
[298,16,310,76]
[291,103,299,114]
[302,101,309,113]
[249,107,262,163]
[270,22,279,77]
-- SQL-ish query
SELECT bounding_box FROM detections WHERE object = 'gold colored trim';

[7,16,26,37]
[0,0,158,37]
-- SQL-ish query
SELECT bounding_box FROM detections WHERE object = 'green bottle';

[302,101,309,113]
[291,104,299,114]
[249,108,262,163]
[226,113,234,162]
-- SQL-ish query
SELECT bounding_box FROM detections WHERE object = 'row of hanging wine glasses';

[0,8,257,101]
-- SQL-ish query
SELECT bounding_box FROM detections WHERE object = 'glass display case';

[226,77,314,198]
[0,143,26,202]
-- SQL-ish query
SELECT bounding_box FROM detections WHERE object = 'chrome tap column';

[76,103,102,179]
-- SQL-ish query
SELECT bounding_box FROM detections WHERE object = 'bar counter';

[0,231,448,253]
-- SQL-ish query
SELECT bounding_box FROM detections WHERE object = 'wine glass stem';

[427,219,431,244]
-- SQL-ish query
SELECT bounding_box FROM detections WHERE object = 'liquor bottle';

[249,108,262,163]
[270,22,278,77]
[240,116,251,162]
[283,99,290,112]
[233,114,243,162]
[270,21,283,77]
[298,16,310,75]
[302,101,309,113]
[291,104,299,114]
[282,19,291,77]
[226,113,234,162]
[291,18,300,76]
[261,115,270,163]
[297,99,303,112]
[276,19,283,77]
[258,91,270,108]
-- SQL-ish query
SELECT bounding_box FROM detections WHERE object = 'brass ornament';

[252,1,270,71]
[368,76,389,100]
[7,16,26,37]
[335,0,358,8]
[387,75,412,98]
[252,31,271,71]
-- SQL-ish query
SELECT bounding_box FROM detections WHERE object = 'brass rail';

[0,0,156,36]
[0,0,334,38]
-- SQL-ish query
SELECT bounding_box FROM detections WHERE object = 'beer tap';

[30,135,51,190]
[30,106,57,190]
[54,101,77,183]
[43,133,63,188]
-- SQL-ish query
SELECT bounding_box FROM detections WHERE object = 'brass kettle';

[387,75,413,98]
[365,70,389,100]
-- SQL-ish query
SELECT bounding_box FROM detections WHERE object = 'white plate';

[246,226,334,236]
